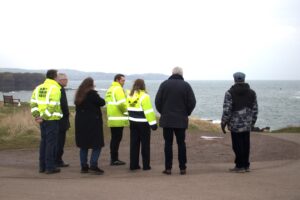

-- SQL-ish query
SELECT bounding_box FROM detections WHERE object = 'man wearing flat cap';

[221,72,258,173]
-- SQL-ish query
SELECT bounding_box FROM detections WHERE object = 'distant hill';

[0,68,169,81]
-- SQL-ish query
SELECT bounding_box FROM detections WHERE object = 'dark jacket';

[221,83,258,132]
[75,90,106,148]
[155,74,196,129]
[59,86,70,131]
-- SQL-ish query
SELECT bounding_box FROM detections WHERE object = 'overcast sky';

[0,0,299,80]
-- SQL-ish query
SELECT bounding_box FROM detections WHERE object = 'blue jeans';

[80,148,101,168]
[39,120,59,171]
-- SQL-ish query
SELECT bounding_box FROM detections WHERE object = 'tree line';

[0,72,45,92]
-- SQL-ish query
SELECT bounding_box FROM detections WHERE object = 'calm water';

[1,80,300,130]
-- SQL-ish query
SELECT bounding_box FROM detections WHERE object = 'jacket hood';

[230,83,250,95]
[127,90,145,106]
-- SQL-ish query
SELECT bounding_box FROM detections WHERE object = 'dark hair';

[114,74,125,81]
[130,79,146,96]
[46,69,58,80]
[74,77,94,106]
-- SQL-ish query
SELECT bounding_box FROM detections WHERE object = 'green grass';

[272,126,300,133]
[0,104,112,150]
[0,103,220,150]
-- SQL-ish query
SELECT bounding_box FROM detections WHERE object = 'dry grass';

[0,104,40,149]
[1,109,39,139]
[0,104,222,149]
[189,117,221,133]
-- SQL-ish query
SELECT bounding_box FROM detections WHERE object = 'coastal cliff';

[0,72,45,92]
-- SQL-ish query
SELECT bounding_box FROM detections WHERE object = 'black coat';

[75,90,106,148]
[59,86,70,131]
[155,74,196,129]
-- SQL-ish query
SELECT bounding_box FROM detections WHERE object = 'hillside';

[0,68,169,81]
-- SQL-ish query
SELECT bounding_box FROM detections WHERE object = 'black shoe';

[180,169,186,175]
[39,169,45,173]
[80,164,89,174]
[45,168,61,174]
[162,169,171,175]
[130,166,141,170]
[229,167,246,173]
[89,166,104,175]
[111,160,126,166]
[57,162,70,168]
[143,166,151,171]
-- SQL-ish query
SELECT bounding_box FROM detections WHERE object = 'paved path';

[0,132,300,200]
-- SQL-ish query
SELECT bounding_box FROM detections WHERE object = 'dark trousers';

[39,120,59,171]
[56,128,67,164]
[231,131,250,168]
[163,128,187,170]
[130,122,151,169]
[110,127,124,161]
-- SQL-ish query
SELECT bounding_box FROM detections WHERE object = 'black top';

[155,74,196,129]
[229,83,256,111]
[75,90,106,148]
[59,86,70,131]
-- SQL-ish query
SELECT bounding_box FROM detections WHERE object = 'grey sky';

[0,0,299,80]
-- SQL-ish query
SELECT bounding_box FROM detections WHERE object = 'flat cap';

[233,72,245,82]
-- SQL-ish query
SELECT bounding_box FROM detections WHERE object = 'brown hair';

[74,77,94,105]
[46,69,58,80]
[130,79,146,96]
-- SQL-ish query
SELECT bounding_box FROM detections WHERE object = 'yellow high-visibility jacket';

[105,82,129,127]
[127,90,157,126]
[30,78,63,120]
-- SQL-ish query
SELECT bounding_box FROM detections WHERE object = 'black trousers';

[231,131,250,168]
[163,128,186,170]
[129,122,151,169]
[56,128,67,164]
[110,127,124,161]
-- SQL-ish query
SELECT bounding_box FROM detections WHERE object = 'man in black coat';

[155,67,196,175]
[56,73,70,167]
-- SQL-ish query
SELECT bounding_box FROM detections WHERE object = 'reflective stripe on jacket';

[127,90,157,125]
[105,82,129,127]
[30,78,63,120]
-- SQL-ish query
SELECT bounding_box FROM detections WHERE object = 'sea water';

[1,80,300,130]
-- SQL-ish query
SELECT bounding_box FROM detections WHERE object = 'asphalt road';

[0,132,299,200]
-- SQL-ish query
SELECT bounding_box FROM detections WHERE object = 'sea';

[1,80,300,131]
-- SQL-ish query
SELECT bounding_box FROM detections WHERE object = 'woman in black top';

[74,77,105,174]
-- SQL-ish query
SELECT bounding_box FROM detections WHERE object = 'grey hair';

[172,66,183,76]
[58,73,68,80]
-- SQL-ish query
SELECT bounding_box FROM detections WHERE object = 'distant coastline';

[0,72,45,92]
[0,68,169,82]
[0,68,169,92]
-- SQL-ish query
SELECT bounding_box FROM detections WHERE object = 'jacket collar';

[112,81,122,87]
[168,74,184,80]
[44,78,61,89]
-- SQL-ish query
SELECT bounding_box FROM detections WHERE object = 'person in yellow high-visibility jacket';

[105,74,129,165]
[30,69,63,174]
[127,79,157,170]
